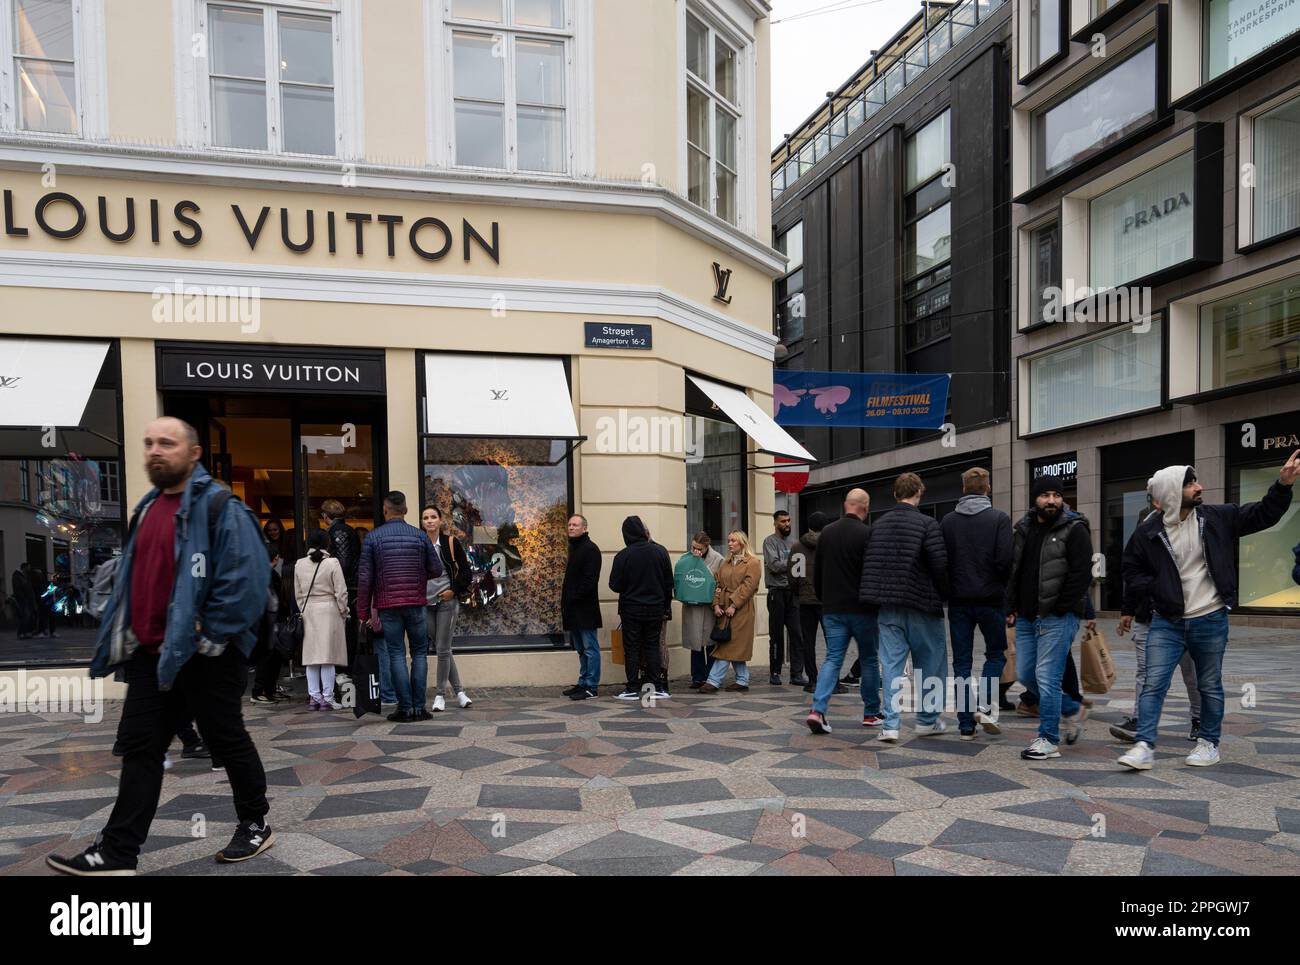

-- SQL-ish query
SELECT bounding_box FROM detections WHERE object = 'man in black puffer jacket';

[860,473,949,743]
[609,515,673,701]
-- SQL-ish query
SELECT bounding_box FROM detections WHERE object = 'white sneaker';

[975,708,1001,735]
[876,729,900,743]
[1061,711,1082,745]
[915,719,947,737]
[163,751,173,771]
[1184,738,1220,767]
[1118,740,1155,770]
[456,691,473,708]
[1021,737,1060,760]
[432,695,446,712]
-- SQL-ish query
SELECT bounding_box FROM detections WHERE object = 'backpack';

[88,557,120,618]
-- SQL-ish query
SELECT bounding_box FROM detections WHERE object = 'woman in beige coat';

[699,531,762,693]
[296,529,349,711]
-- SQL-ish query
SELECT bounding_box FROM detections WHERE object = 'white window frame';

[176,0,362,159]
[428,0,581,177]
[0,0,106,138]
[1237,86,1300,250]
[679,0,756,232]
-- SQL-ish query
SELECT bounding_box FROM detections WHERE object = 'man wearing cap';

[1005,474,1093,760]
[1118,452,1299,770]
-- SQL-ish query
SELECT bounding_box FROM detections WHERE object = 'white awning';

[424,353,580,439]
[688,375,816,464]
[0,338,110,428]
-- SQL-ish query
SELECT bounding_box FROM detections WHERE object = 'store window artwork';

[422,436,569,645]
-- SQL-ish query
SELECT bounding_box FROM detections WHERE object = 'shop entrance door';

[296,421,378,546]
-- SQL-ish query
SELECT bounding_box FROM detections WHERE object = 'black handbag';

[710,615,732,644]
[351,625,382,718]
[283,560,323,646]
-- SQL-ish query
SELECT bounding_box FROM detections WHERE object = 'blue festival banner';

[773,370,951,429]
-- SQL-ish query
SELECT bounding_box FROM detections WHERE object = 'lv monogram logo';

[491,389,509,401]
[0,376,21,389]
[712,262,733,305]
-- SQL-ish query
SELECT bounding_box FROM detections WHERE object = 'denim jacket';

[89,463,269,690]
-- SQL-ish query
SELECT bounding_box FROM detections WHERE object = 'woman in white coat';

[296,529,349,711]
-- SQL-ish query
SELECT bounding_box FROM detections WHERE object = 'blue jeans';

[878,606,948,731]
[812,611,881,716]
[568,629,600,690]
[707,659,749,688]
[1016,613,1081,744]
[379,605,429,714]
[371,624,396,704]
[947,605,1008,730]
[1137,608,1228,748]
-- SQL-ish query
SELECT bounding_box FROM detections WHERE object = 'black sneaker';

[181,741,211,760]
[841,675,860,685]
[251,693,276,704]
[562,685,583,697]
[215,820,275,863]
[769,674,782,686]
[569,688,597,700]
[802,683,816,694]
[409,709,433,721]
[111,740,125,758]
[46,843,135,876]
[833,683,849,695]
[1188,717,1201,742]
[790,675,809,687]
[387,710,414,723]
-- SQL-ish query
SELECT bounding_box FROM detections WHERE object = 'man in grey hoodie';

[763,510,804,686]
[1118,453,1298,770]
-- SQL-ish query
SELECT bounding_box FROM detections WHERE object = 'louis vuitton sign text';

[1,188,500,263]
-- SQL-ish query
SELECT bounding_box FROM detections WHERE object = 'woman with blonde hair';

[700,530,762,693]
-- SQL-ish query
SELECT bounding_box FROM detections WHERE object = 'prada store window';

[0,341,124,666]
[422,437,570,648]
[1227,414,1300,611]
[1199,273,1300,391]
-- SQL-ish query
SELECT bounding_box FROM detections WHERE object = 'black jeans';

[102,647,268,864]
[252,649,283,697]
[690,645,715,685]
[621,613,664,690]
[766,587,803,676]
[798,603,822,683]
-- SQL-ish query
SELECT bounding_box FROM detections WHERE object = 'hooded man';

[1005,474,1092,760]
[789,511,829,691]
[940,467,1011,740]
[608,515,673,700]
[1118,452,1298,770]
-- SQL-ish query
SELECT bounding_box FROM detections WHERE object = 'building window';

[686,8,741,225]
[96,459,119,505]
[9,0,77,134]
[1029,220,1061,325]
[1204,0,1300,82]
[1251,93,1300,244]
[1027,323,1163,432]
[1088,150,1194,291]
[18,459,30,501]
[447,0,569,173]
[421,435,570,647]
[205,1,338,156]
[775,221,805,346]
[904,110,952,356]
[1199,273,1300,392]
[1027,0,1061,73]
[686,380,745,546]
[1033,42,1158,183]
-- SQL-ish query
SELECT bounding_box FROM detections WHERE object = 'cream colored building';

[0,0,808,687]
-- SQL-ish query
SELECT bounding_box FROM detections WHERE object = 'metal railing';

[771,0,1005,202]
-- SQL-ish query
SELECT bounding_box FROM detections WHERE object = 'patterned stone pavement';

[2,626,1299,876]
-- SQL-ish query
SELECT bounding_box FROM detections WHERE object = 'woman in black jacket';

[421,505,474,711]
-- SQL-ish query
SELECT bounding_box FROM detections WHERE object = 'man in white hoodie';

[1118,452,1299,770]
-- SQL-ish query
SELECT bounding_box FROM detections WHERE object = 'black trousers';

[252,649,283,697]
[798,603,822,683]
[621,616,664,689]
[102,647,268,864]
[1020,650,1083,704]
[767,587,803,676]
[342,587,358,669]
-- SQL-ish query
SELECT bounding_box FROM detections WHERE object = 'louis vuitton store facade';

[0,169,802,683]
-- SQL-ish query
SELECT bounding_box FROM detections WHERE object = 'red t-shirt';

[130,490,182,652]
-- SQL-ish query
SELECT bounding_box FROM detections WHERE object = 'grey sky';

[769,0,922,151]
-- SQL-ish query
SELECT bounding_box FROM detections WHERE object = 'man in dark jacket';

[1118,453,1298,770]
[608,515,673,700]
[1006,475,1092,760]
[859,473,949,742]
[320,499,361,668]
[789,511,828,693]
[561,514,603,700]
[806,490,881,734]
[940,467,1011,740]
[11,563,37,639]
[762,510,803,686]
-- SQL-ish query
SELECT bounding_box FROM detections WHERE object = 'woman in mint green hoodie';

[676,532,723,688]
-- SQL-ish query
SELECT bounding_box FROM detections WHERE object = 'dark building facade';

[771,0,1015,524]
